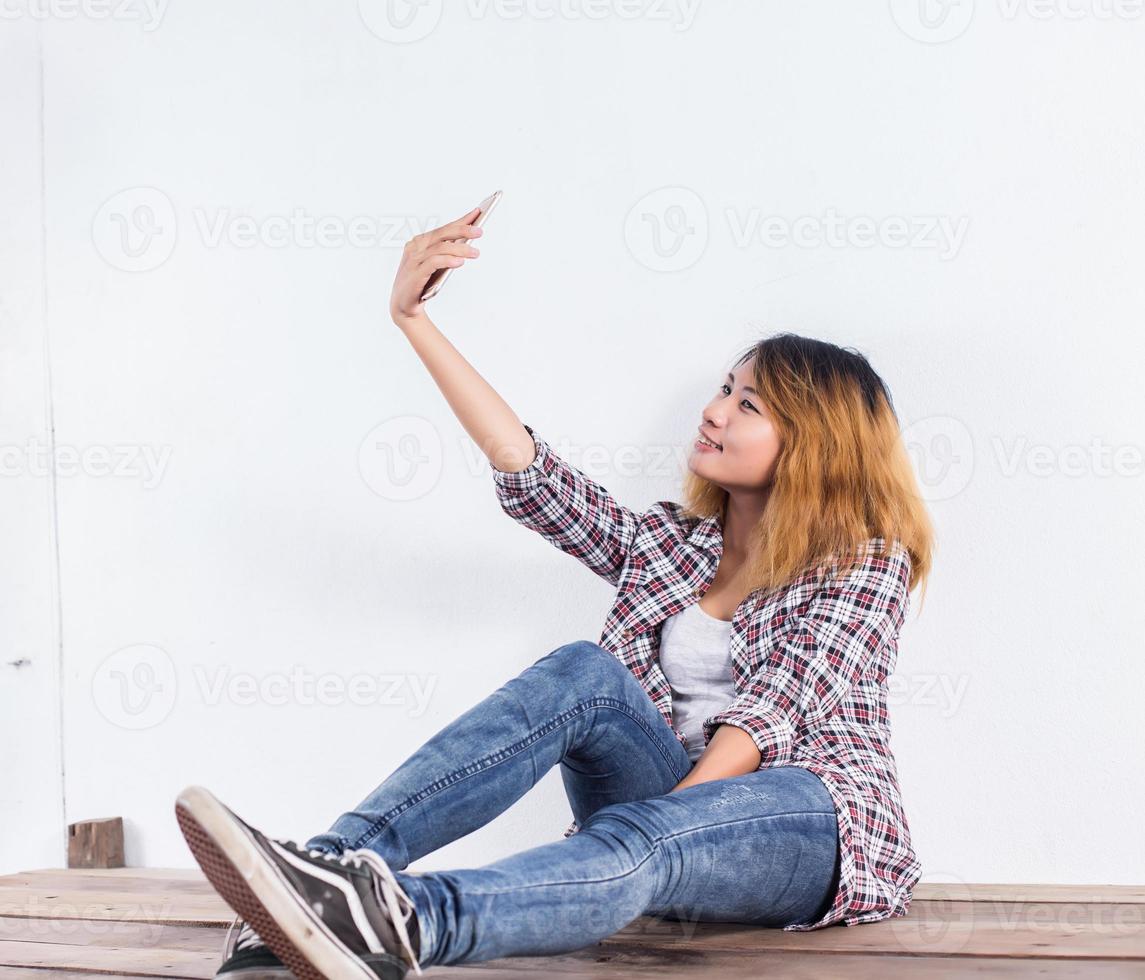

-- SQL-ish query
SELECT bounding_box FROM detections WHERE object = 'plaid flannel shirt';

[491,422,923,931]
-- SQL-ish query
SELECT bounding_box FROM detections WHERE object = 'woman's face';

[688,360,782,492]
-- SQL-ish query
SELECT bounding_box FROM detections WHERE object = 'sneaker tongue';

[367,873,421,965]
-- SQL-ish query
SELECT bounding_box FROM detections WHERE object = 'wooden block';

[66,817,125,870]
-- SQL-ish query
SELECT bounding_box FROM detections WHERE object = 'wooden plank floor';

[0,869,1142,978]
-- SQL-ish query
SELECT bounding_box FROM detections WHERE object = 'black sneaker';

[215,917,291,978]
[176,785,422,980]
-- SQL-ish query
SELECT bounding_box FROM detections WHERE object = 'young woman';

[175,206,935,980]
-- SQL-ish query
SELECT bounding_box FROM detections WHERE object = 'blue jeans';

[305,641,840,968]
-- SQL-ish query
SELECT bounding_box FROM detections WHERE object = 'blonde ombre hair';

[680,332,935,605]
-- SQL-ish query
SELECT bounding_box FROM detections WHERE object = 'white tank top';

[658,601,737,762]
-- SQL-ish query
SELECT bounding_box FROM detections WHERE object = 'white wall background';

[3,1,1143,892]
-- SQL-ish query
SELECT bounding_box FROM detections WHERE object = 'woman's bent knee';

[510,641,635,723]
[536,640,626,687]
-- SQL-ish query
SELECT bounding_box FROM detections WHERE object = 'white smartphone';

[419,190,502,302]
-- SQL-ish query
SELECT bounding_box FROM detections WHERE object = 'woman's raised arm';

[390,206,535,475]
[388,205,642,586]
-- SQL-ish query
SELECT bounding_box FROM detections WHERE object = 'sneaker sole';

[175,785,381,980]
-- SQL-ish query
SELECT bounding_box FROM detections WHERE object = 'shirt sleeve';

[491,422,642,589]
[701,540,912,766]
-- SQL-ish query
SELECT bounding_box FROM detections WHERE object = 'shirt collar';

[687,512,724,554]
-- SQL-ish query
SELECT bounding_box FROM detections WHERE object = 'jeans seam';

[349,695,685,851]
[428,809,837,897]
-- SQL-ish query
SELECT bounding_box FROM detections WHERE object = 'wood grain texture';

[0,869,1141,978]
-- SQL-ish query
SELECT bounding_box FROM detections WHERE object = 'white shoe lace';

[295,844,425,976]
[222,916,267,958]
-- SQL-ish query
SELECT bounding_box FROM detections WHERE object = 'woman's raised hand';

[390,206,483,326]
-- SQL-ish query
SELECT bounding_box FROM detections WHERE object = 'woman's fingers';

[412,241,480,274]
[431,241,481,258]
[419,254,462,273]
[410,209,485,253]
[415,250,473,277]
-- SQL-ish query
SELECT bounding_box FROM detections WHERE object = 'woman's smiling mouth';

[696,428,722,451]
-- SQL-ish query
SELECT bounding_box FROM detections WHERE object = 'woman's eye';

[720,382,757,412]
